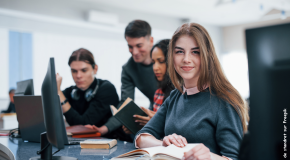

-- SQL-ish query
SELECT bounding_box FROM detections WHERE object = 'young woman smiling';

[135,23,249,160]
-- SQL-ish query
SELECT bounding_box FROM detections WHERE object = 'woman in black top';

[56,48,126,139]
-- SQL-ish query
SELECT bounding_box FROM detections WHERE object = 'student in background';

[120,19,158,110]
[135,23,249,160]
[101,20,158,136]
[130,39,174,127]
[56,48,128,140]
[1,89,16,113]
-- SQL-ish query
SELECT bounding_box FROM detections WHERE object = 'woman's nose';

[183,52,191,63]
[153,63,160,71]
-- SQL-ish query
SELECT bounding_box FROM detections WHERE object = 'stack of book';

[66,125,101,138]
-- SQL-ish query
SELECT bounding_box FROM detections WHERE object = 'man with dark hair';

[101,20,158,136]
[121,20,157,108]
[1,89,16,113]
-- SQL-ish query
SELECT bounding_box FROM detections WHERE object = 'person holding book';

[120,19,158,109]
[56,48,127,140]
[103,20,159,136]
[130,39,175,127]
[135,23,249,160]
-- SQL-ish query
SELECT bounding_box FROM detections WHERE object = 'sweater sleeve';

[134,96,169,143]
[215,101,244,160]
[118,68,135,108]
[63,82,118,126]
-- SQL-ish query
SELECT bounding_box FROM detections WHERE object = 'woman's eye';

[192,51,200,54]
[176,50,183,54]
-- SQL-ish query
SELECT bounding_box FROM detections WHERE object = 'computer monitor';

[245,23,290,160]
[14,79,34,138]
[30,58,76,160]
[15,79,34,96]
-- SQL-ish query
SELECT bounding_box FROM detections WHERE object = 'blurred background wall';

[0,0,290,110]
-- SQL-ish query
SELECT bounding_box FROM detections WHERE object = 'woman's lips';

[155,73,162,77]
[181,66,194,71]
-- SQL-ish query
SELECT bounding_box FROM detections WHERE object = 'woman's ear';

[93,64,98,75]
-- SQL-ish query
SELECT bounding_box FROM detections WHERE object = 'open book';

[111,144,199,160]
[110,97,147,134]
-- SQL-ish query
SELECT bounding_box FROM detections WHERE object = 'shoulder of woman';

[163,89,181,103]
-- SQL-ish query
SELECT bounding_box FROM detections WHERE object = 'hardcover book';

[66,125,100,137]
[80,139,117,149]
[110,97,148,134]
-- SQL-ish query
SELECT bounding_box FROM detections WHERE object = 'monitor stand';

[30,132,77,160]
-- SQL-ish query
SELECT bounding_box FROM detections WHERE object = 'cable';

[36,143,50,155]
[52,149,61,155]
[8,128,19,145]
[9,128,19,138]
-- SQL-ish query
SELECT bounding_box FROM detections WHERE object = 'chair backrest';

[0,143,15,160]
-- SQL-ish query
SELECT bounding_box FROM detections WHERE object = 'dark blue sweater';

[135,89,243,160]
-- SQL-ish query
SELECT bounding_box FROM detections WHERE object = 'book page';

[110,105,118,116]
[142,146,166,156]
[118,97,132,111]
[116,146,165,158]
[153,144,199,159]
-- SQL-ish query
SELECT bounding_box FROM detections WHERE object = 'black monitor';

[30,58,76,160]
[245,23,290,160]
[14,79,34,138]
[15,79,34,96]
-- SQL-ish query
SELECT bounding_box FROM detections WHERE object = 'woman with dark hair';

[150,39,175,111]
[127,39,174,127]
[56,48,128,140]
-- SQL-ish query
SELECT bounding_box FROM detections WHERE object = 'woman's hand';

[133,107,156,126]
[183,144,213,160]
[162,133,187,147]
[122,125,132,134]
[84,125,108,136]
[56,73,62,91]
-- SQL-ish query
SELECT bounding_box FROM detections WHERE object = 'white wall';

[0,28,9,110]
[0,0,181,32]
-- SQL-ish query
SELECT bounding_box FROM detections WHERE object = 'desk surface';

[0,137,136,160]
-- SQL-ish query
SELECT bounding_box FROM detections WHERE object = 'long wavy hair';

[150,39,175,100]
[167,23,249,132]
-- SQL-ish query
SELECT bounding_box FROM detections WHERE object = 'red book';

[66,125,98,135]
[72,132,101,138]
